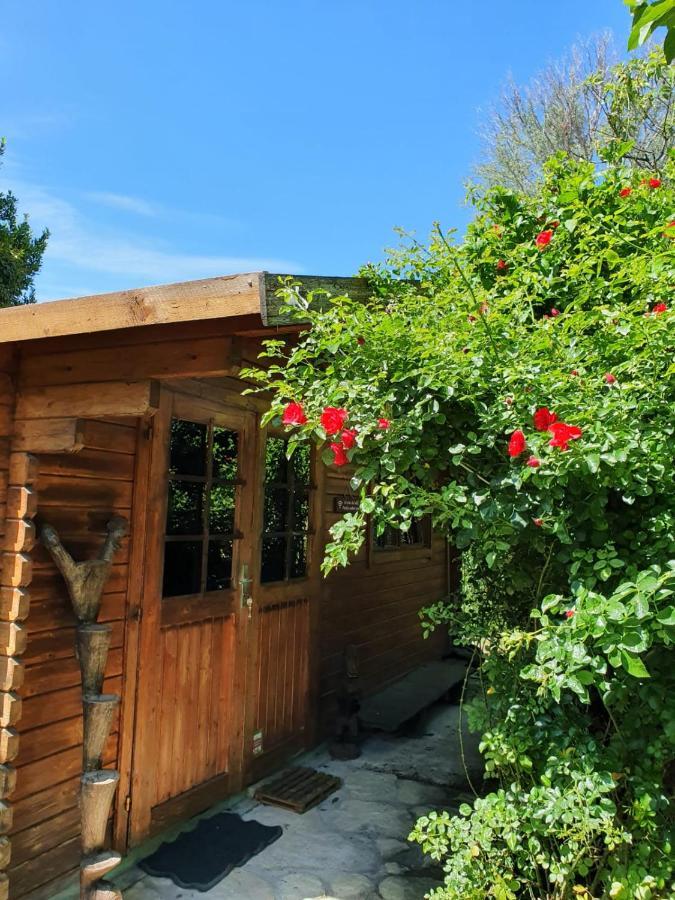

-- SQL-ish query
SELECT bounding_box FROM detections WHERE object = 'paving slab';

[111,699,481,900]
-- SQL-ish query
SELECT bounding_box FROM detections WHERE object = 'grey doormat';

[139,811,282,891]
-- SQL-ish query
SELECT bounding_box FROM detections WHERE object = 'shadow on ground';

[118,693,483,900]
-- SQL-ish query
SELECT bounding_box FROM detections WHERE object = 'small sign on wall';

[333,496,360,513]
[253,730,264,756]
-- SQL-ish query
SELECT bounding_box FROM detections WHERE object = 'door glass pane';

[291,491,310,532]
[261,536,286,583]
[291,443,311,483]
[264,437,288,484]
[264,488,289,533]
[163,540,203,597]
[290,534,308,579]
[261,436,312,583]
[207,540,233,591]
[169,420,207,476]
[212,428,239,480]
[209,484,236,535]
[163,417,242,600]
[167,482,204,535]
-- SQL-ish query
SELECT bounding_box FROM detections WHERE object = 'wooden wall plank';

[19,336,239,387]
[16,380,160,420]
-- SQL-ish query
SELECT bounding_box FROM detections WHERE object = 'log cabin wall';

[9,413,139,900]
[318,469,449,735]
[0,348,18,578]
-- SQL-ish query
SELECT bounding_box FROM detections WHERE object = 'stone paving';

[115,697,482,900]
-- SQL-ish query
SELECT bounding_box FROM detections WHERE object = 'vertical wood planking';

[254,598,310,756]
[318,471,450,736]
[150,616,235,809]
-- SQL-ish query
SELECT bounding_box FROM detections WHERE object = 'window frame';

[162,415,244,602]
[368,515,433,566]
[258,431,316,585]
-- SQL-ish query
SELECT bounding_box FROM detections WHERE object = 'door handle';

[239,563,253,620]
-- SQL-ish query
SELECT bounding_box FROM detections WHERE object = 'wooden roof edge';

[0,271,369,344]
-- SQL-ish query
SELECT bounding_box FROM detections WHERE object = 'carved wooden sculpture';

[42,516,128,900]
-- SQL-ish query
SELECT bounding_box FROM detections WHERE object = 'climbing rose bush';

[244,149,675,898]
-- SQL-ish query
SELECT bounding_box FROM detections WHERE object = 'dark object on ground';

[331,642,362,759]
[359,659,467,733]
[330,740,361,760]
[254,766,342,813]
[139,812,282,892]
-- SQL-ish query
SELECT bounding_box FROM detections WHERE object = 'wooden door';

[129,387,258,843]
[243,430,323,781]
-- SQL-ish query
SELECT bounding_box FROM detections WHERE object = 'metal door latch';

[239,563,253,620]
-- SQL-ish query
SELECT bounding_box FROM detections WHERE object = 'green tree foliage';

[626,0,675,61]
[244,148,675,897]
[474,43,674,194]
[0,140,49,307]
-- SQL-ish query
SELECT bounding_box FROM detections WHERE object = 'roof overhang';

[0,272,371,344]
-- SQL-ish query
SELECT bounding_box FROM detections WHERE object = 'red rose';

[496,259,508,272]
[357,336,365,345]
[548,422,582,451]
[653,302,667,314]
[468,314,477,323]
[564,609,575,619]
[504,396,514,406]
[533,517,544,527]
[549,220,560,229]
[330,442,349,467]
[508,429,526,458]
[550,308,560,317]
[340,428,357,449]
[619,187,632,198]
[604,373,617,385]
[649,178,661,189]
[377,418,391,430]
[321,406,349,435]
[571,369,579,376]
[533,407,557,431]
[526,455,541,468]
[282,401,307,426]
[535,230,553,248]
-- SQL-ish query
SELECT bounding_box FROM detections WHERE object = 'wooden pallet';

[254,767,341,813]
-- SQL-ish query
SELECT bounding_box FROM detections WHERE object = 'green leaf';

[619,650,650,679]
[656,606,675,625]
[585,453,600,474]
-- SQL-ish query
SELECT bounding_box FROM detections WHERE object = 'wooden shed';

[0,272,450,898]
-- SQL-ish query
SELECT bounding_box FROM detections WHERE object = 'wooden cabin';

[0,273,450,898]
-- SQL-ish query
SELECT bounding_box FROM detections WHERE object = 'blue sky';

[1,1,628,301]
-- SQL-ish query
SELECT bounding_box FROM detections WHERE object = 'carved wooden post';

[42,516,128,900]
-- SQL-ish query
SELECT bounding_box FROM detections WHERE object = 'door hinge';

[125,795,131,813]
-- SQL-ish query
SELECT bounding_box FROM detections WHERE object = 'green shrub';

[244,147,675,897]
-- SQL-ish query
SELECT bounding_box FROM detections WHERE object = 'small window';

[162,419,240,598]
[374,517,431,552]
[260,437,312,583]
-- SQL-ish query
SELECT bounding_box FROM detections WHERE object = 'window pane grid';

[261,438,312,583]
[163,419,241,599]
